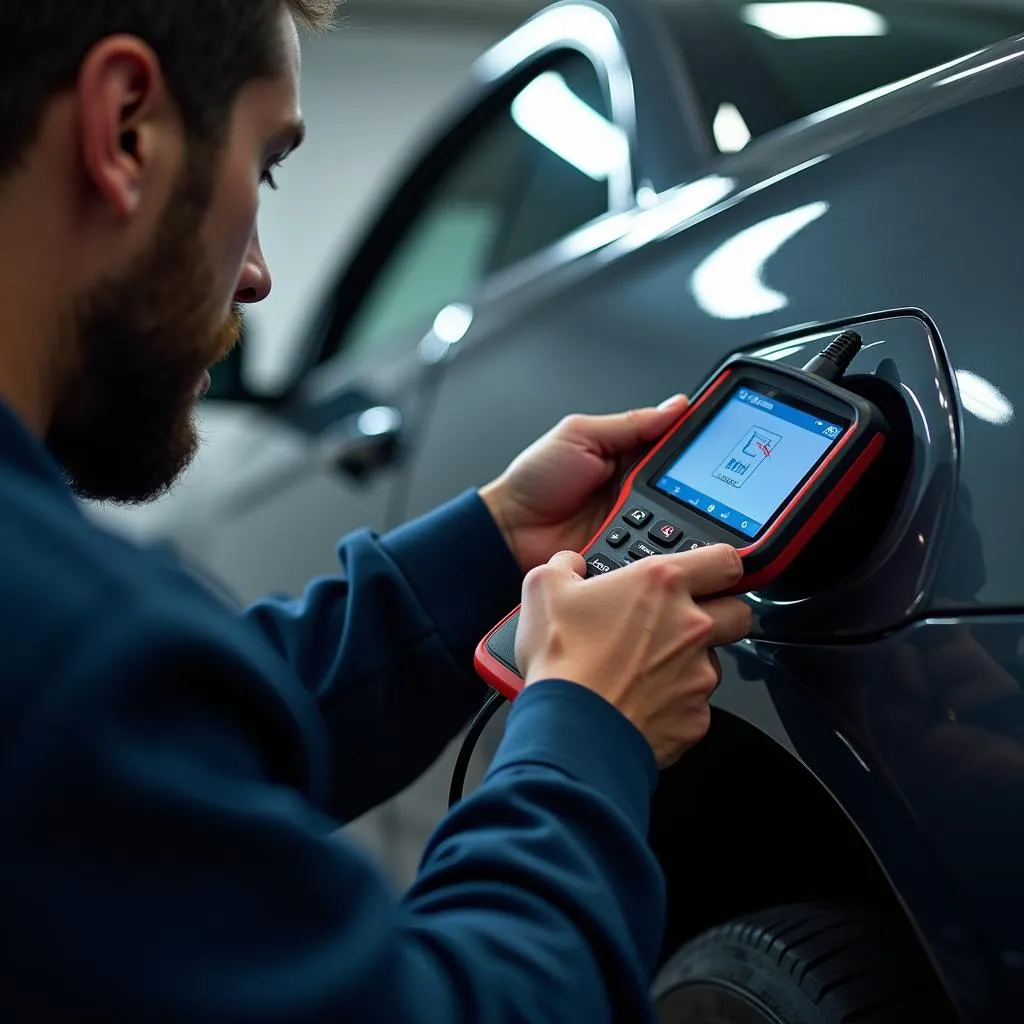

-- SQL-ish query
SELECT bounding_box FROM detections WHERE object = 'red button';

[649,520,682,547]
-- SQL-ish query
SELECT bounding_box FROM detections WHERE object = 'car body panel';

[393,31,1024,1023]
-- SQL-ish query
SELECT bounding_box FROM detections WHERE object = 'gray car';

[92,1,1024,1020]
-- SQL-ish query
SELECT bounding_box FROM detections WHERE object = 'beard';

[46,150,244,505]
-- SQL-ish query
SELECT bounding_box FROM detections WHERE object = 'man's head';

[0,1,338,503]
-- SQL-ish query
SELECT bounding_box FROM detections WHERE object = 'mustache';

[214,305,245,362]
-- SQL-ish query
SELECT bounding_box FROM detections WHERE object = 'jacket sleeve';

[240,490,524,823]
[4,606,666,1024]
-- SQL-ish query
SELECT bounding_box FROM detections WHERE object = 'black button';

[623,506,652,528]
[586,552,621,577]
[648,520,682,547]
[606,527,631,548]
[628,540,662,560]
[680,538,710,552]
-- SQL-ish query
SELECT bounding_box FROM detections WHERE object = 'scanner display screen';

[652,384,848,539]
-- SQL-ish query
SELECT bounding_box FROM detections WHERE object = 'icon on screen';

[739,390,749,400]
[712,426,782,489]
[823,424,841,439]
[720,511,730,520]
[674,486,681,495]
[815,421,823,427]
[740,521,749,529]
[707,504,716,514]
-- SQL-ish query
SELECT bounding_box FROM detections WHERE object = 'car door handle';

[318,405,404,481]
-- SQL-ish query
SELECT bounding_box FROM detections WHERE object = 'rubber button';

[623,506,652,529]
[585,552,620,577]
[628,540,661,560]
[679,538,710,552]
[606,527,631,548]
[648,520,682,547]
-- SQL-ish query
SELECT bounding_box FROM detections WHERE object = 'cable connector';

[802,330,862,383]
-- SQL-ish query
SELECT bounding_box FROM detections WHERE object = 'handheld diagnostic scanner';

[475,331,887,701]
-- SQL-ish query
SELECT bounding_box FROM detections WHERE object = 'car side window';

[319,50,616,375]
[664,0,1024,152]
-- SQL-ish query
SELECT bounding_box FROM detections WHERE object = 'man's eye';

[260,169,279,191]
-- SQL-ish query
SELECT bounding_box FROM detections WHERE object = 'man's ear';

[76,35,177,219]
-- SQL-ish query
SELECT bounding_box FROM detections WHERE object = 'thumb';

[571,395,690,458]
[548,550,587,578]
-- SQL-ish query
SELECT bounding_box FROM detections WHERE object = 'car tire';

[651,902,949,1023]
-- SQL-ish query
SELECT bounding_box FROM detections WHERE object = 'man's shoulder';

[0,467,260,692]
[0,466,182,611]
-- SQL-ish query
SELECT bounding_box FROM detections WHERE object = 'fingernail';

[657,394,685,411]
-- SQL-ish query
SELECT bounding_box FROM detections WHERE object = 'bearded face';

[47,149,244,505]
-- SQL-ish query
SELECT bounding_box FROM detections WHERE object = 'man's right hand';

[515,546,752,768]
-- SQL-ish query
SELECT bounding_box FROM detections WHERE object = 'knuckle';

[737,600,754,634]
[558,412,586,435]
[523,563,554,592]
[688,704,713,742]
[700,659,722,693]
[645,556,684,591]
[685,607,716,644]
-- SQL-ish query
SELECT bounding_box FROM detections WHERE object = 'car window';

[665,0,1024,151]
[319,49,616,375]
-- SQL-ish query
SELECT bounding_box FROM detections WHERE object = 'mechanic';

[0,2,752,1021]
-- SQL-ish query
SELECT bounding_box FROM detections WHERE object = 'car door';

[180,3,672,608]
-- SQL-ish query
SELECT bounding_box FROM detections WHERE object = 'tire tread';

[653,901,951,1023]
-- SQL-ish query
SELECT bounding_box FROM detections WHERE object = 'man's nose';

[235,232,272,304]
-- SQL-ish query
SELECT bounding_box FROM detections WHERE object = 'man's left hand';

[480,395,690,574]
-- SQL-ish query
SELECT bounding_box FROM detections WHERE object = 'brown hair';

[0,0,341,179]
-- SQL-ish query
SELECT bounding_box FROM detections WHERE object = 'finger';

[700,596,753,646]
[660,544,744,597]
[547,550,587,578]
[708,648,723,692]
[563,398,690,458]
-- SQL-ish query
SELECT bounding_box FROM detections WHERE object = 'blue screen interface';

[653,385,846,539]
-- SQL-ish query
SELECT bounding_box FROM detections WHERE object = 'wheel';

[651,902,950,1023]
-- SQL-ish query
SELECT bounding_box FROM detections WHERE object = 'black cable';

[448,691,507,808]
[802,329,862,383]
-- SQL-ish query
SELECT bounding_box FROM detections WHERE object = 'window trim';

[476,1,639,213]
[287,4,640,403]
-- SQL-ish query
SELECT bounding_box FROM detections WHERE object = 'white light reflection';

[357,406,402,438]
[956,370,1015,425]
[477,3,636,210]
[741,2,887,39]
[713,103,752,153]
[617,175,735,252]
[433,303,474,345]
[419,304,474,364]
[636,183,659,208]
[757,341,809,363]
[800,49,984,127]
[937,50,1024,88]
[512,72,628,180]
[900,382,931,443]
[691,202,829,320]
